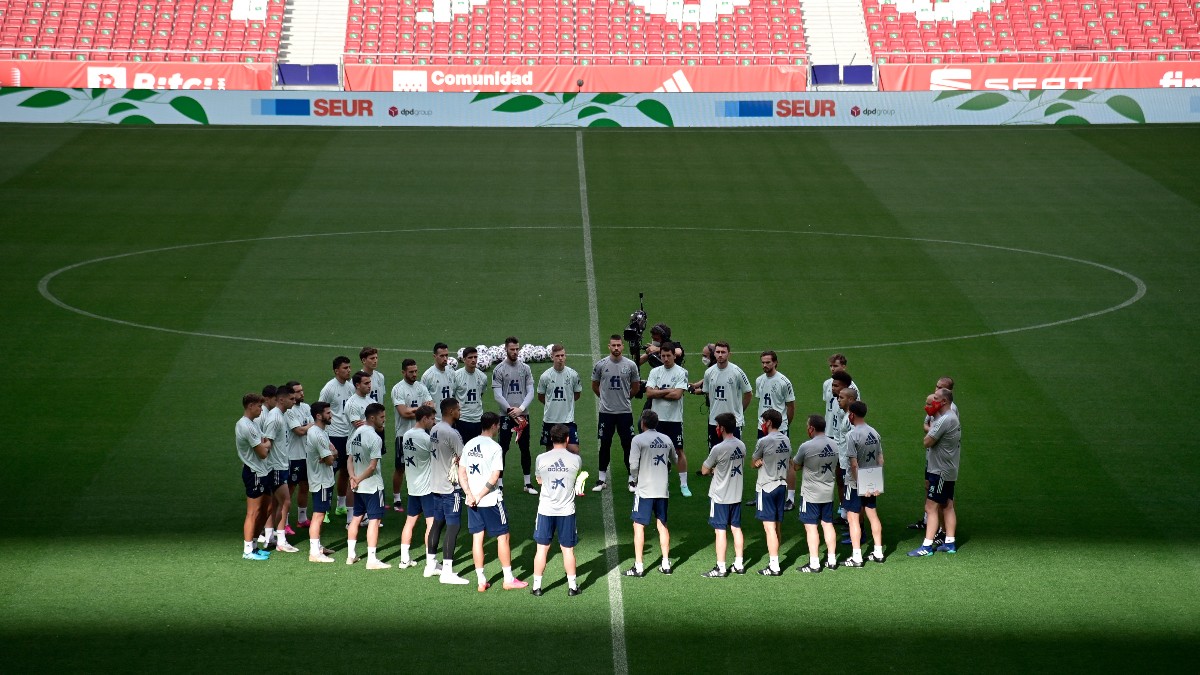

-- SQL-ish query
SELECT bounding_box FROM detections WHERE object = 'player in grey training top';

[359,347,386,406]
[302,401,337,563]
[422,343,456,423]
[910,387,962,557]
[398,406,438,569]
[591,334,641,491]
[845,400,885,566]
[425,398,469,584]
[792,415,840,573]
[751,409,790,575]
[262,387,299,553]
[318,355,355,516]
[830,377,857,522]
[911,376,960,531]
[284,381,315,528]
[346,403,389,570]
[391,359,433,512]
[492,337,536,492]
[695,341,753,450]
[645,343,691,496]
[700,412,747,577]
[536,344,582,453]
[453,347,488,441]
[236,392,272,560]
[625,410,678,577]
[531,425,584,596]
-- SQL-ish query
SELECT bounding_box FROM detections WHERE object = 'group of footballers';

[234,332,963,591]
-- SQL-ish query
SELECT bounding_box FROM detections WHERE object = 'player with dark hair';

[422,342,456,424]
[700,412,747,577]
[645,341,691,497]
[303,401,337,563]
[530,424,583,596]
[756,351,796,509]
[909,387,962,557]
[427,397,469,584]
[453,346,488,442]
[391,358,433,513]
[591,334,641,491]
[319,355,355,516]
[255,384,277,432]
[493,337,535,493]
[346,402,389,570]
[398,405,438,569]
[845,401,885,567]
[461,412,527,592]
[793,414,839,573]
[751,409,790,576]
[284,380,314,528]
[236,393,272,561]
[261,384,299,553]
[359,347,385,406]
[694,341,753,450]
[625,410,677,577]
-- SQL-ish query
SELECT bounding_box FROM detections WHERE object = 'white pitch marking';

[579,130,629,675]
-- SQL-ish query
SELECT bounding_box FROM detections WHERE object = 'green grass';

[1,124,1198,672]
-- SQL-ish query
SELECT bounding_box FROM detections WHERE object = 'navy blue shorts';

[597,412,634,445]
[395,437,406,469]
[860,494,878,510]
[799,499,834,525]
[842,485,862,513]
[330,436,348,472]
[406,493,434,516]
[631,495,669,526]
[706,424,742,449]
[310,486,333,514]
[353,490,386,521]
[755,485,786,523]
[242,465,268,499]
[656,421,684,450]
[467,502,509,536]
[288,459,307,485]
[273,469,290,491]
[533,513,578,547]
[541,422,579,448]
[455,419,482,443]
[926,471,956,504]
[431,491,463,525]
[708,501,742,530]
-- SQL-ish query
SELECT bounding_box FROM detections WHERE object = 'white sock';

[394,495,403,505]
[810,555,820,568]
[661,558,671,570]
[442,557,453,571]
[426,554,437,566]
[827,552,837,566]
[922,538,934,547]
[769,555,780,571]
[787,489,795,501]
[678,472,688,488]
[298,508,308,521]
[346,540,357,559]
[733,556,743,568]
[716,561,726,573]
[475,568,487,584]
[599,470,607,482]
[243,540,253,554]
[567,575,577,590]
[368,546,378,563]
[275,530,287,545]
[635,561,644,573]
[337,496,346,508]
[873,545,884,557]
[838,507,846,518]
[309,539,319,555]
[401,544,410,561]
[852,548,863,562]
[946,536,956,543]
[502,566,514,583]
[523,474,531,485]
[264,527,274,541]
[533,575,542,590]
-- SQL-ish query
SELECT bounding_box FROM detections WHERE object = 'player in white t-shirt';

[261,386,299,553]
[391,359,434,513]
[644,342,691,497]
[755,351,797,509]
[422,342,456,423]
[317,355,355,516]
[283,380,315,528]
[397,405,438,569]
[426,398,469,585]
[453,346,489,442]
[530,424,584,596]
[536,344,582,455]
[346,403,390,570]
[303,401,337,563]
[236,392,272,561]
[459,412,528,592]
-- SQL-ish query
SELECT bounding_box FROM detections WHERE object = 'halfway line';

[578,130,628,675]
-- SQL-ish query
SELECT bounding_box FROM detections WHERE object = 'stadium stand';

[342,0,809,66]
[0,0,285,61]
[864,0,1200,63]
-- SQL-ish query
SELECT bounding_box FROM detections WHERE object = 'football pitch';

[1,122,1198,672]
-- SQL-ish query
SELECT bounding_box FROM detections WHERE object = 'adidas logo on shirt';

[547,459,570,472]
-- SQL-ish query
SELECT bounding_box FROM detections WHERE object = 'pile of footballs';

[452,343,556,371]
